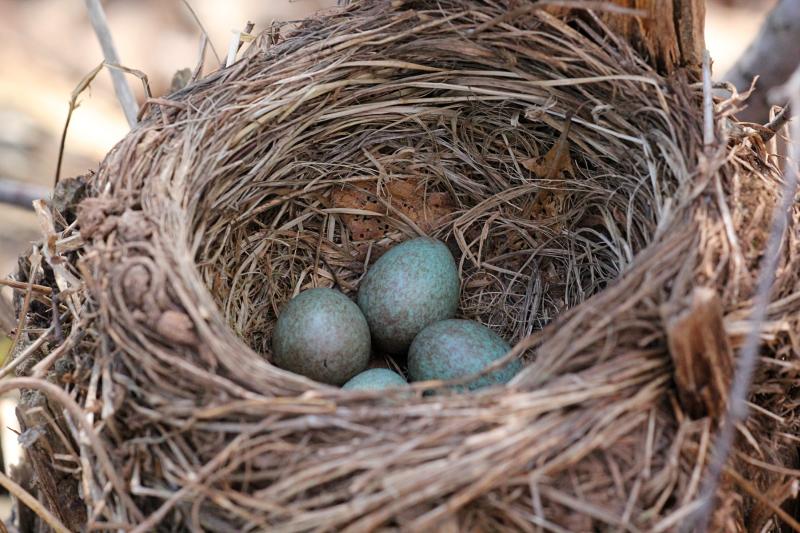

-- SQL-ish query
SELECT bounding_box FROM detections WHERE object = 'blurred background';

[0,0,784,522]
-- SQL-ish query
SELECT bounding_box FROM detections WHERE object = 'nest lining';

[189,23,681,366]
[8,1,800,531]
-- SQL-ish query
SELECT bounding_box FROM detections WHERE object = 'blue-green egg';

[357,237,460,354]
[408,319,521,391]
[342,368,408,391]
[272,288,370,385]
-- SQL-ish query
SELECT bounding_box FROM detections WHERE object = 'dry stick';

[0,178,49,210]
[55,63,104,186]
[691,65,800,533]
[0,325,53,380]
[0,278,53,295]
[191,34,209,83]
[760,103,791,143]
[104,63,153,100]
[7,252,41,366]
[0,469,70,533]
[225,22,255,68]
[84,0,138,128]
[702,51,715,148]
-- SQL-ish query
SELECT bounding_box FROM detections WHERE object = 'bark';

[724,0,800,122]
[545,0,706,74]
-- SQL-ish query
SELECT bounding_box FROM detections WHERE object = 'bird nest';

[7,1,800,531]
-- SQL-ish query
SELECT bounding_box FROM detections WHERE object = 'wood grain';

[545,0,705,73]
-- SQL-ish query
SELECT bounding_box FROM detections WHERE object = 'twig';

[7,250,42,365]
[725,468,800,532]
[0,469,70,533]
[51,290,63,345]
[0,325,53,380]
[0,178,49,210]
[32,324,80,378]
[83,0,138,128]
[225,22,255,67]
[759,103,791,143]
[690,64,800,533]
[103,63,152,99]
[0,279,53,295]
[237,21,255,54]
[702,50,715,148]
[180,0,222,66]
[55,63,104,186]
[191,33,209,83]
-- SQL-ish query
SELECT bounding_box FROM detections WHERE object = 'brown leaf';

[331,180,453,241]
[522,114,575,179]
[523,113,577,222]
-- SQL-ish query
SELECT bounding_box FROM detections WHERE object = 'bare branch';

[0,178,49,210]
[83,0,139,128]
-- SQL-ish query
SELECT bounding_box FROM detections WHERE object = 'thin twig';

[0,178,49,210]
[7,250,41,364]
[759,103,791,143]
[0,469,70,533]
[0,325,53,380]
[104,62,152,99]
[702,50,715,148]
[191,33,209,83]
[84,0,138,127]
[55,63,104,186]
[180,0,222,66]
[691,64,800,533]
[0,278,53,295]
[51,290,63,344]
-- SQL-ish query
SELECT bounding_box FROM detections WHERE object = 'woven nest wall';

[8,1,800,531]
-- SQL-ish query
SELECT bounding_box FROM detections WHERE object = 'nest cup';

[10,1,800,531]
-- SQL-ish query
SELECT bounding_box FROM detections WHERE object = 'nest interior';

[9,1,800,531]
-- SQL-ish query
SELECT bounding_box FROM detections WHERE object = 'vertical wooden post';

[546,0,705,74]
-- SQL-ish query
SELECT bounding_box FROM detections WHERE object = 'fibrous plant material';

[7,1,800,531]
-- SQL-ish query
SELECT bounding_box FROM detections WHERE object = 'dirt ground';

[0,0,779,524]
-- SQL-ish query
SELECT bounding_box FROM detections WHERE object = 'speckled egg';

[357,237,460,354]
[272,288,370,385]
[408,319,521,391]
[342,368,408,391]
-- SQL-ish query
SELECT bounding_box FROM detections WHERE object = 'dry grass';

[5,1,799,531]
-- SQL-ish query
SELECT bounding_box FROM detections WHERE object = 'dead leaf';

[523,113,577,221]
[331,180,453,241]
[522,113,575,179]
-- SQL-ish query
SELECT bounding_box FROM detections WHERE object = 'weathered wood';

[546,0,706,73]
[665,288,734,420]
[16,393,87,532]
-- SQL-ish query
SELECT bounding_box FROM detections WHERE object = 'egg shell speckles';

[342,368,408,390]
[272,288,371,385]
[408,319,521,391]
[357,237,460,354]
